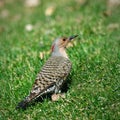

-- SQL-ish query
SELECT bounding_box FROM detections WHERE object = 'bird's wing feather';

[27,56,72,102]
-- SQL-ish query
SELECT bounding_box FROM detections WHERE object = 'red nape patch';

[51,44,55,52]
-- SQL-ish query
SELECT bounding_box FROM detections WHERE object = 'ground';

[0,0,120,119]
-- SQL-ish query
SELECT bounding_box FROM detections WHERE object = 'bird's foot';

[51,93,65,101]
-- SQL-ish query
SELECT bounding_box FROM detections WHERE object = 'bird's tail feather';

[16,92,41,110]
[16,97,30,110]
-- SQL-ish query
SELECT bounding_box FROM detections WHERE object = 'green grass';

[0,0,120,119]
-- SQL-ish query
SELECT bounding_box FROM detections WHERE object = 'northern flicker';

[16,35,78,109]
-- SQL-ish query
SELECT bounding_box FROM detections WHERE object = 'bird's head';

[51,35,78,58]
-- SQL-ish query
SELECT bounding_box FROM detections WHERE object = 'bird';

[16,35,78,109]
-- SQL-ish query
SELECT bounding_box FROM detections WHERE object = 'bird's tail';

[16,97,30,110]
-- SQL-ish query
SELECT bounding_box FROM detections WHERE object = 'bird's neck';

[51,48,68,59]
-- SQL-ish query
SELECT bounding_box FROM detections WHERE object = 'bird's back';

[27,56,72,102]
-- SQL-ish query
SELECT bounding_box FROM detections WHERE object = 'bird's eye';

[63,38,66,41]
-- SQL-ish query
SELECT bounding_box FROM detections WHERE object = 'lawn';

[0,0,120,119]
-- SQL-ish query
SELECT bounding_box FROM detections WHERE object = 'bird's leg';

[55,79,64,93]
[51,79,65,101]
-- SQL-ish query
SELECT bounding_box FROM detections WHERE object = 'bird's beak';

[68,35,78,41]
